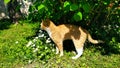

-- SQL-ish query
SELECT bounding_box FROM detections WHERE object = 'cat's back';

[56,24,81,35]
[57,24,79,30]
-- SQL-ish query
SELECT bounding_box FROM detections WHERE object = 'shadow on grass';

[0,19,12,30]
[63,41,120,56]
[84,37,120,55]
[63,39,120,56]
[63,40,76,52]
[62,28,120,56]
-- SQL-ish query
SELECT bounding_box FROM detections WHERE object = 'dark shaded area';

[85,42,120,55]
[0,19,12,30]
[99,43,120,55]
[63,40,76,52]
[7,0,22,24]
[0,0,24,30]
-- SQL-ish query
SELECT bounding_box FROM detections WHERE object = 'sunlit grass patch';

[0,21,39,67]
[0,20,120,68]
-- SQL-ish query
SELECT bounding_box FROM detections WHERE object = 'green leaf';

[70,4,78,11]
[4,0,10,4]
[38,4,46,14]
[103,1,110,5]
[63,1,70,12]
[38,4,45,10]
[112,37,116,42]
[64,1,70,8]
[82,3,90,13]
[118,43,120,48]
[73,12,82,21]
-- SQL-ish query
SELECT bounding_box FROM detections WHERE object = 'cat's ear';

[45,19,50,24]
[41,19,50,27]
[46,19,50,26]
[46,19,50,22]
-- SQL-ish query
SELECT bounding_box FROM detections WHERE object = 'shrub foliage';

[28,0,120,52]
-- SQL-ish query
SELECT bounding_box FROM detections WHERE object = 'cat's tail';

[87,33,104,44]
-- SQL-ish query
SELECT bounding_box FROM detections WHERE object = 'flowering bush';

[26,29,55,62]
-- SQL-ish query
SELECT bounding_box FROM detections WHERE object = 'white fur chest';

[45,28,52,38]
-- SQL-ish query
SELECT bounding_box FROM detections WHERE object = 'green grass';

[0,21,39,68]
[0,20,120,68]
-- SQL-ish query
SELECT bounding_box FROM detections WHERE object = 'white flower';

[33,48,38,52]
[39,30,43,33]
[115,25,119,28]
[32,44,36,47]
[33,38,37,42]
[35,37,38,39]
[46,38,51,43]
[33,37,38,42]
[15,41,18,44]
[38,34,44,38]
[52,49,55,52]
[45,46,48,49]
[26,41,32,47]
[41,53,44,56]
[28,60,32,64]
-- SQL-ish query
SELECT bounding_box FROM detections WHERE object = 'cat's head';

[40,19,51,30]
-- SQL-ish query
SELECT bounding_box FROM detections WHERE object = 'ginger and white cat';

[40,19,103,59]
